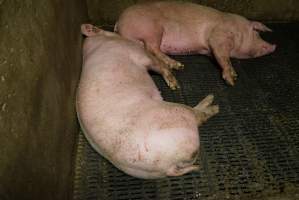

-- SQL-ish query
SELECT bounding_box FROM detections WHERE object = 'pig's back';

[118,1,223,55]
[155,1,221,19]
[121,1,222,24]
[77,38,161,158]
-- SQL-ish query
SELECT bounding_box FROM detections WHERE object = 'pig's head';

[233,21,276,59]
[147,128,200,177]
[81,23,118,38]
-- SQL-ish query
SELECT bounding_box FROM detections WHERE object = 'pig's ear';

[81,24,102,36]
[251,21,272,32]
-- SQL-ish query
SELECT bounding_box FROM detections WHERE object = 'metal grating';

[73,23,299,200]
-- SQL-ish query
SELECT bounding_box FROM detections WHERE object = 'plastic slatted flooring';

[73,23,299,200]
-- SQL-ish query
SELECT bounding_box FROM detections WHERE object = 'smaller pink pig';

[76,24,219,179]
[115,1,276,86]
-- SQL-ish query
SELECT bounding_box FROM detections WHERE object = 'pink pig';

[76,24,219,179]
[115,1,276,86]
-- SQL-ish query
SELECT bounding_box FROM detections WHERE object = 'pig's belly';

[160,30,210,55]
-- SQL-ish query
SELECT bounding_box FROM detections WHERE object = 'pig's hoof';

[168,79,180,90]
[162,70,180,90]
[195,95,215,110]
[223,68,238,86]
[194,94,219,123]
[168,61,184,70]
[196,95,219,116]
[166,76,180,90]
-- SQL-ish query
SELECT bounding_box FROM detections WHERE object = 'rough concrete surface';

[87,0,299,25]
[0,0,87,199]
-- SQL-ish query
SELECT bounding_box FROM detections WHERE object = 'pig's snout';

[270,44,276,52]
[263,43,276,54]
[254,43,276,58]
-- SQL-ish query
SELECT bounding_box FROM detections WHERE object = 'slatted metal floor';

[73,23,299,200]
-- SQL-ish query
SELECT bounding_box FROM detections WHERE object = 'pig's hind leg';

[193,95,219,126]
[117,18,183,70]
[146,53,181,90]
[145,42,184,70]
[209,30,238,86]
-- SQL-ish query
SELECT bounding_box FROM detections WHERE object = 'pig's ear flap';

[81,24,102,37]
[251,21,272,32]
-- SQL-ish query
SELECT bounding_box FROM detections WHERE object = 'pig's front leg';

[209,30,238,86]
[145,42,184,70]
[147,53,180,90]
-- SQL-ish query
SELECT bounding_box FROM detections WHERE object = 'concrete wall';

[87,0,299,25]
[0,0,87,199]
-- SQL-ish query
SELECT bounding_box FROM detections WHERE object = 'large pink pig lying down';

[115,1,276,86]
[77,24,218,179]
